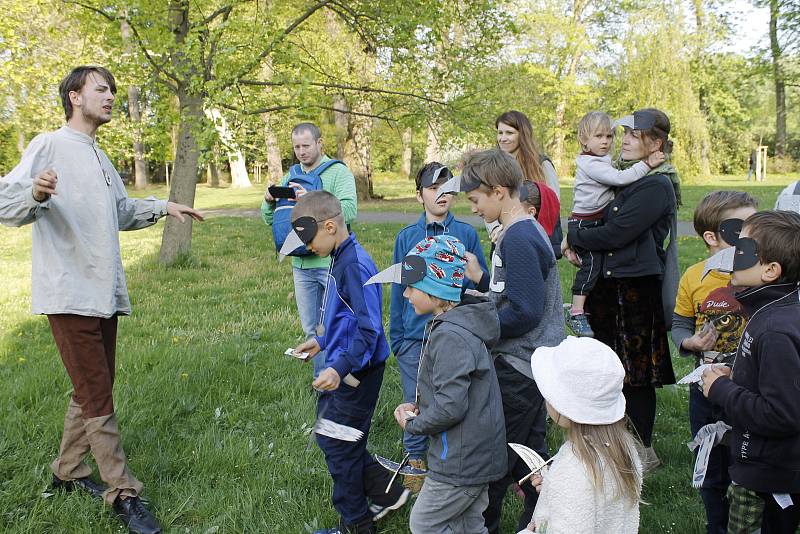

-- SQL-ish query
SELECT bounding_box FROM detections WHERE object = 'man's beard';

[86,109,112,127]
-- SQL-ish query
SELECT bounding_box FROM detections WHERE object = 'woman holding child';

[563,107,679,471]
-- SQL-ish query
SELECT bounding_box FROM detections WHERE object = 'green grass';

[0,213,722,532]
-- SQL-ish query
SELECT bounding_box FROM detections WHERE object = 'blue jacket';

[389,212,488,353]
[314,234,390,378]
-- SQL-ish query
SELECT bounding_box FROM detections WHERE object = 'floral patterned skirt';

[586,275,676,387]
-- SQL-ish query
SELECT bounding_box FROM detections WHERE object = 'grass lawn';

[1,211,722,533]
[131,172,800,221]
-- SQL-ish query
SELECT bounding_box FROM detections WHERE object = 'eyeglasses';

[91,145,112,187]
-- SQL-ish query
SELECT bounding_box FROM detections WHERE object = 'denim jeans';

[292,266,329,377]
[689,384,730,534]
[484,357,549,534]
[316,364,401,525]
[395,340,428,459]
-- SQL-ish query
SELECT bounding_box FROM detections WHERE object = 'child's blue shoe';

[564,304,595,338]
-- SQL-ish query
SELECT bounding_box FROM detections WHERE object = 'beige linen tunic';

[0,126,167,318]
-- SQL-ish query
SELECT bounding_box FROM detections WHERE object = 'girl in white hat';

[519,336,643,534]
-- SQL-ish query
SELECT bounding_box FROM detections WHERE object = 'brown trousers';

[48,314,143,503]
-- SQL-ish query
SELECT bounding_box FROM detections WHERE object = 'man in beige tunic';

[0,66,203,534]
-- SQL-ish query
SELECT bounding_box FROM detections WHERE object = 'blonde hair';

[577,111,613,152]
[567,419,642,504]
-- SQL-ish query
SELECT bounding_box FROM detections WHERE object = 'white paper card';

[678,364,713,385]
[773,493,794,510]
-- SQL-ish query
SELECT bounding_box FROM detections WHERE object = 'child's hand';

[645,151,666,168]
[295,338,321,358]
[463,252,484,284]
[531,473,544,494]
[393,402,418,430]
[681,325,718,353]
[312,367,341,391]
[700,364,731,397]
[489,224,503,243]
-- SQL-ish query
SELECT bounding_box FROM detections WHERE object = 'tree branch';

[216,101,397,122]
[217,102,296,115]
[237,79,447,105]
[231,0,335,82]
[63,0,182,89]
[191,4,233,29]
[317,105,397,122]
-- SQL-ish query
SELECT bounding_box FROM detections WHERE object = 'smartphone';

[268,185,296,199]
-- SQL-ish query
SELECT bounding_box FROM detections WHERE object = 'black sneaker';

[51,474,107,500]
[112,496,162,534]
[313,518,376,534]
[369,488,410,521]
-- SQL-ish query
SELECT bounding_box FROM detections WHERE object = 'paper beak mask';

[278,216,318,261]
[365,254,427,286]
[614,110,659,131]
[718,218,743,247]
[701,237,760,280]
[420,165,453,189]
[434,173,484,201]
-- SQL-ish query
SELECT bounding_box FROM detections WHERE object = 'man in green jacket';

[261,123,357,377]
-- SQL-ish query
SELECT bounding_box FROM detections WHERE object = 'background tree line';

[0,0,798,263]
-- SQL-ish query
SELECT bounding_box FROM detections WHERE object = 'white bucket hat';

[531,336,626,425]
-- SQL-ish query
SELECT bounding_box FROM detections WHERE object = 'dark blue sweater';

[488,218,565,379]
[389,212,488,353]
[313,234,390,378]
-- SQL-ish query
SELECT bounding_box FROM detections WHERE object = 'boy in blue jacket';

[291,191,408,534]
[702,210,800,534]
[389,162,488,488]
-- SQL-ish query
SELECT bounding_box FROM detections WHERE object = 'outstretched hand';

[32,169,58,201]
[167,202,204,223]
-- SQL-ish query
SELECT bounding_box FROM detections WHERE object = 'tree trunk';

[691,0,711,176]
[401,127,413,178]
[207,162,220,187]
[333,94,349,160]
[121,14,149,189]
[159,0,200,265]
[343,99,374,200]
[770,0,786,157]
[262,115,283,182]
[128,84,150,189]
[207,108,251,188]
[159,89,202,264]
[16,128,25,155]
[425,121,441,162]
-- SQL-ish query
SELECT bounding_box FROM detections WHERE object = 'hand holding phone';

[268,185,297,199]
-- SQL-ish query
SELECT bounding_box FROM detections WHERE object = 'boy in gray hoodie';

[368,235,507,534]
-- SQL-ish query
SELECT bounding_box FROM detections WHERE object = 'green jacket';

[261,155,358,269]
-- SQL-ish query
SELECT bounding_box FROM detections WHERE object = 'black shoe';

[313,517,376,534]
[51,474,107,500]
[112,496,162,534]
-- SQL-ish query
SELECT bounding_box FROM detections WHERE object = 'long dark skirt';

[586,275,676,388]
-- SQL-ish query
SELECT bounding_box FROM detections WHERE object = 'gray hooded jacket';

[405,295,508,486]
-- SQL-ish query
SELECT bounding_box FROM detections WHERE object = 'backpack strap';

[308,159,344,177]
